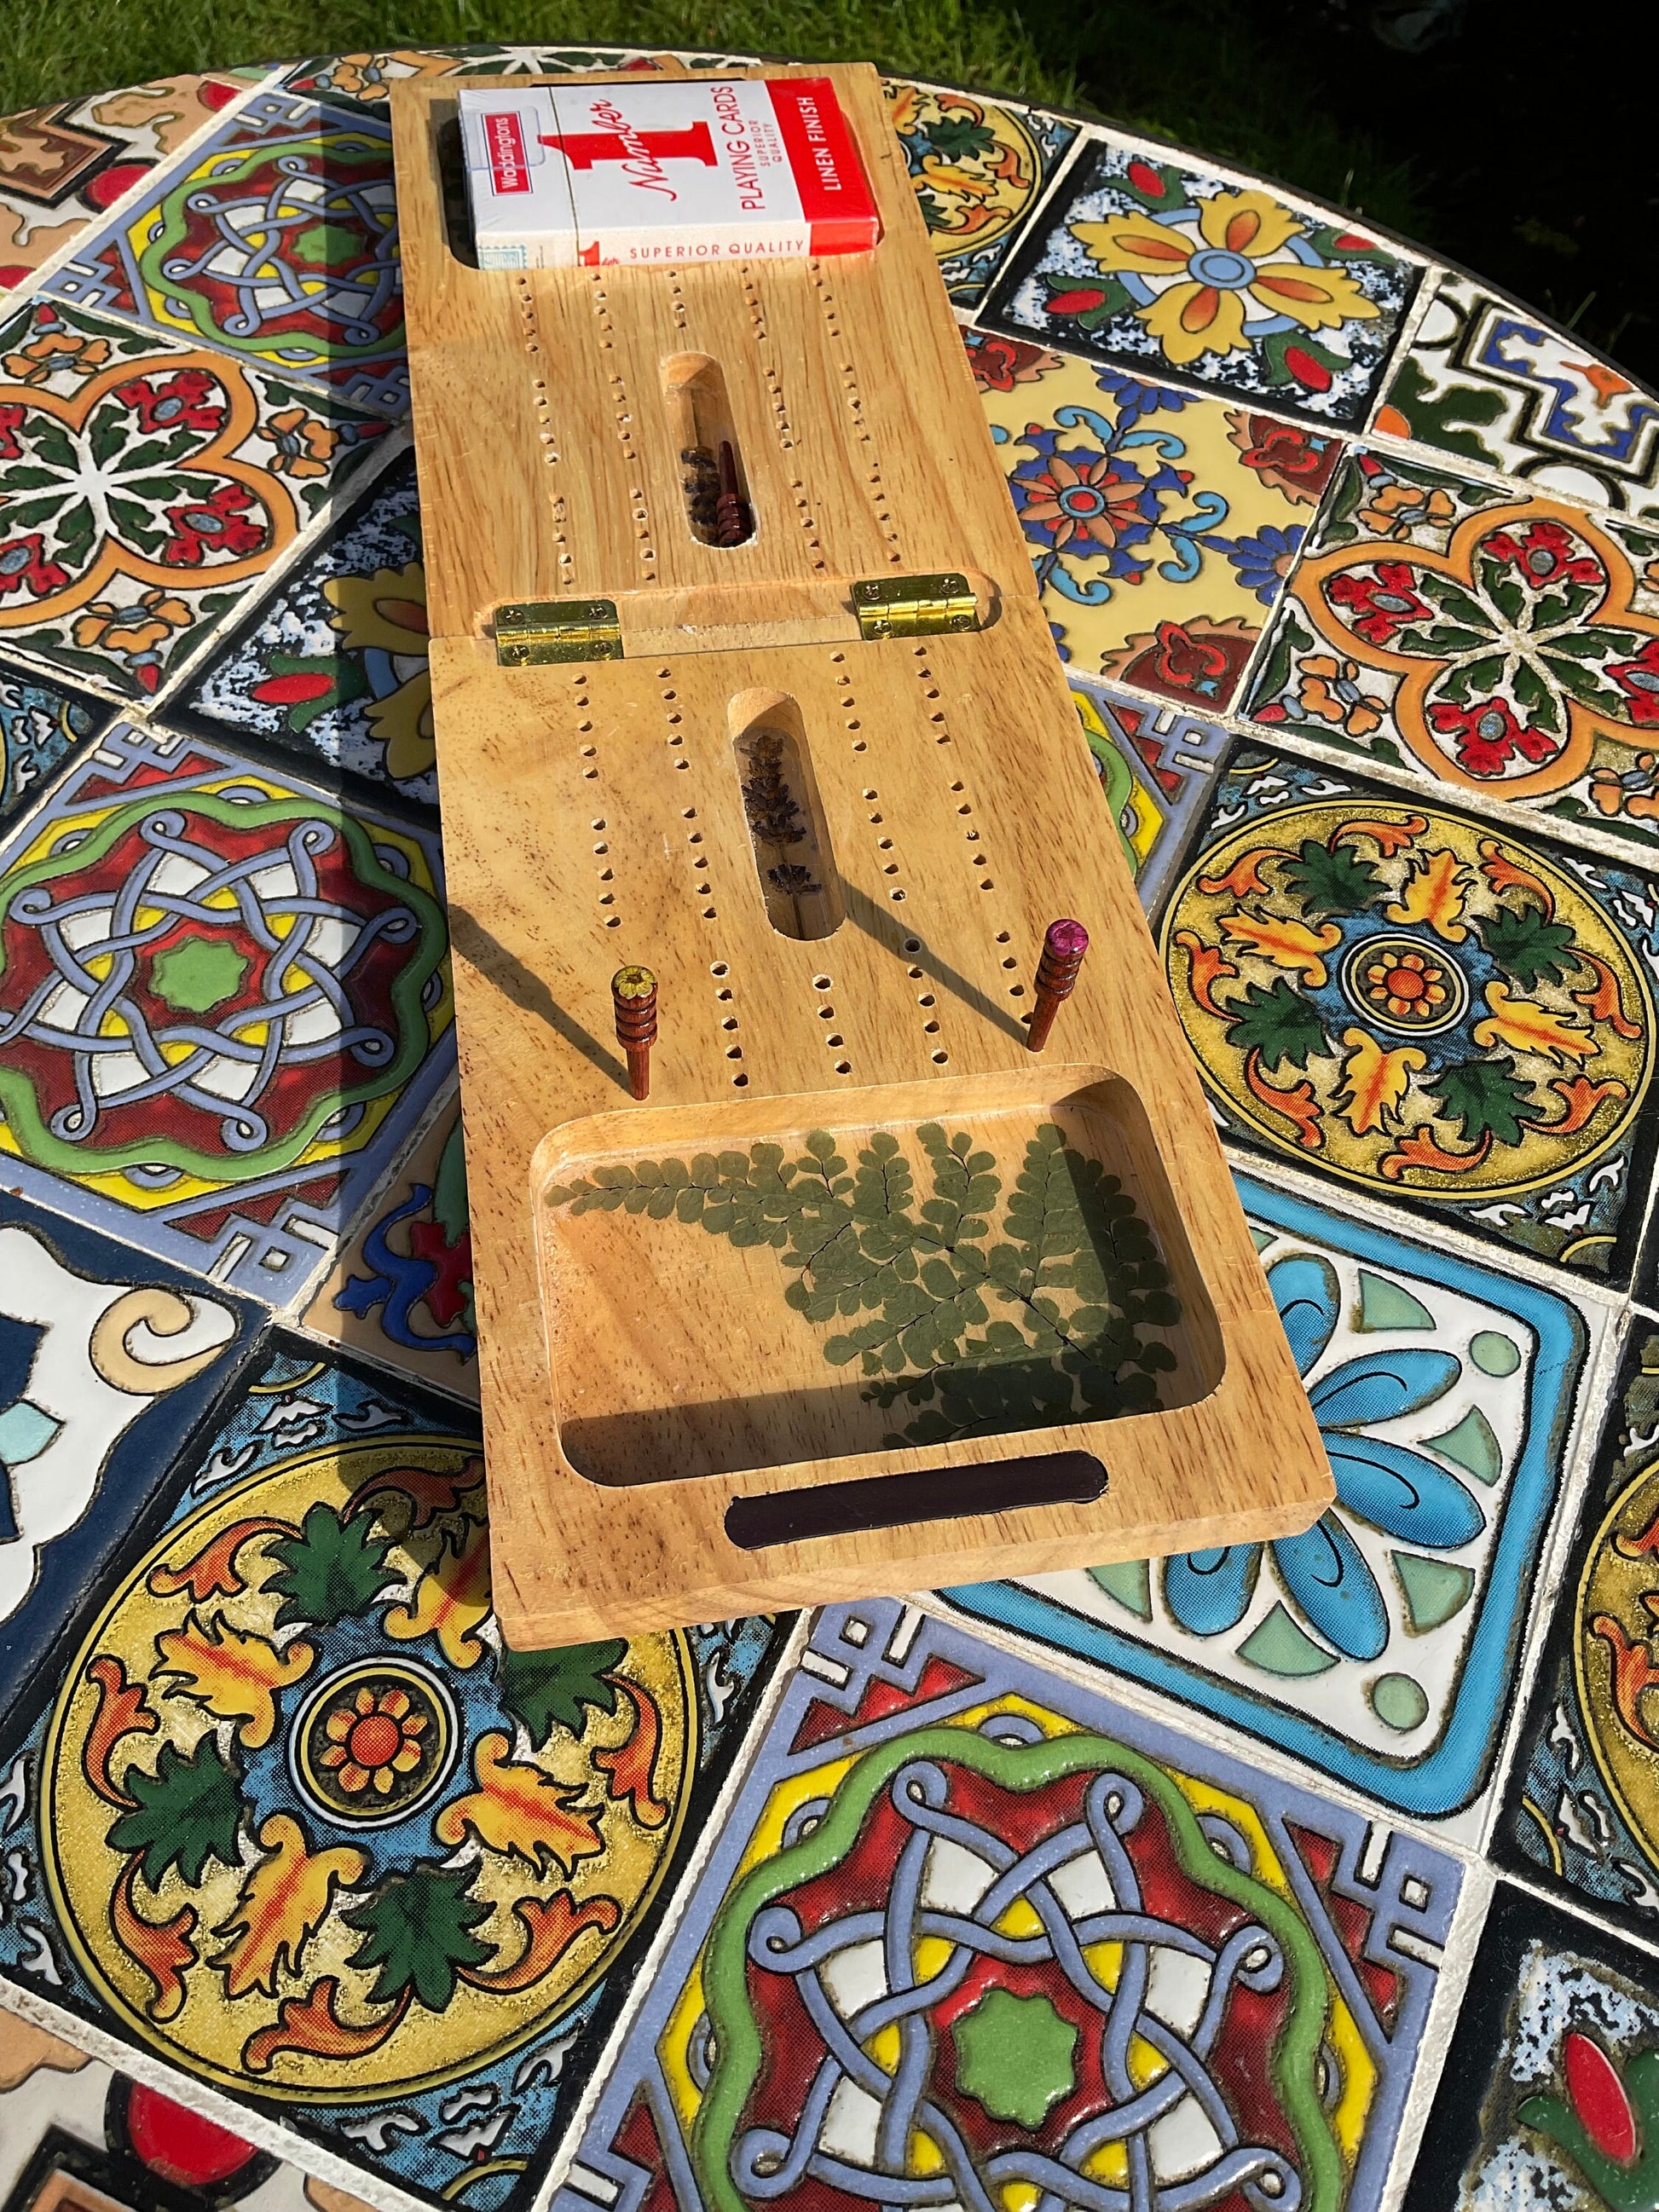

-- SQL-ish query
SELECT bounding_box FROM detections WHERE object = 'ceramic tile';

[549,1597,1462,2212]
[278,49,746,112]
[886,83,1078,309]
[0,720,454,1299]
[298,1089,477,1398]
[1494,1318,1659,1944]
[1071,677,1230,917]
[945,1164,1598,1821]
[1244,447,1659,854]
[174,451,433,810]
[1162,741,1659,1280]
[0,1338,794,2212]
[0,2012,324,2209]
[981,136,1419,428]
[0,656,116,830]
[43,92,408,419]
[967,331,1339,704]
[174,444,431,809]
[0,298,390,701]
[1400,1880,1659,2212]
[0,1187,263,1747]
[1378,271,1659,523]
[0,77,245,302]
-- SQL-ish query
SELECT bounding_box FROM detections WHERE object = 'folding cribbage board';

[390,63,1332,1647]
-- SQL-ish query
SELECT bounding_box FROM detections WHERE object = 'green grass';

[0,0,1429,246]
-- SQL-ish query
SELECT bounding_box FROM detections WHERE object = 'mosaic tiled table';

[4,41,1659,2212]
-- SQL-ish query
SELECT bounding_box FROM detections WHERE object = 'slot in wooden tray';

[534,1066,1220,1490]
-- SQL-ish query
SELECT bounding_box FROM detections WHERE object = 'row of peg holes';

[743,269,826,574]
[589,275,656,580]
[573,672,622,935]
[827,649,951,1066]
[811,971,852,1077]
[908,647,1026,1020]
[648,669,744,1089]
[514,280,574,586]
[711,962,746,1088]
[810,263,901,563]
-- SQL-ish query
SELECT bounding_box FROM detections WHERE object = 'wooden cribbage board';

[390,63,1332,1646]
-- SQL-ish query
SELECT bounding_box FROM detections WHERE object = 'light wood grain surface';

[394,64,1333,1644]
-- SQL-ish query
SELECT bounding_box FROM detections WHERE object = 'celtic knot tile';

[1,795,430,1159]
[43,90,409,416]
[0,722,452,1296]
[554,1604,1460,2212]
[712,1738,1313,2212]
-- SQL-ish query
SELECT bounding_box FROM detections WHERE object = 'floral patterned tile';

[887,82,1078,309]
[1245,447,1659,854]
[967,329,1341,706]
[548,1597,1465,2212]
[298,1088,477,1399]
[1494,1319,1659,1947]
[1072,675,1229,916]
[0,1337,793,2212]
[0,720,454,1300]
[945,1162,1602,1824]
[1161,743,1659,1280]
[981,136,1420,428]
[0,654,116,830]
[1378,271,1659,523]
[43,91,408,419]
[174,449,433,809]
[0,298,390,701]
[1400,1882,1659,2212]
[0,76,245,301]
[279,47,752,111]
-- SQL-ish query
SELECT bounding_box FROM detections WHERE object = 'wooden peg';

[612,966,657,1099]
[1026,920,1088,1052]
[714,440,752,546]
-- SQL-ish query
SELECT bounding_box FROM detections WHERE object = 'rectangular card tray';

[531,1063,1221,1503]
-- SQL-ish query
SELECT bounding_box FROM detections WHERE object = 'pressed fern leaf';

[546,1122,1182,1448]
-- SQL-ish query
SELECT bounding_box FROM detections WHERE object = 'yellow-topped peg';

[612,967,658,1100]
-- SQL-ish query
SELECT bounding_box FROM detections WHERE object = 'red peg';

[612,965,657,1099]
[1026,919,1088,1052]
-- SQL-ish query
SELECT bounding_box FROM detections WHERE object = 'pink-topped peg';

[1026,919,1088,1052]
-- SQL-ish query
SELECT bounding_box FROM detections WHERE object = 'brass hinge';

[495,599,622,665]
[853,573,980,641]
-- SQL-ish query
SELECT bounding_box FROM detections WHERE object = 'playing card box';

[459,75,881,268]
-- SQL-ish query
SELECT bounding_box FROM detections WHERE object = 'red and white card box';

[459,76,882,268]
